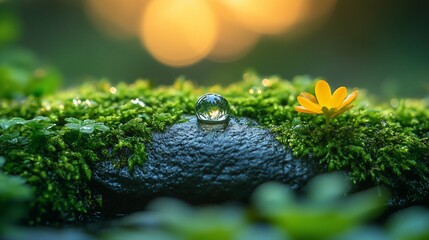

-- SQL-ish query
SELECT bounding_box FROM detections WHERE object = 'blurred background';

[0,0,428,98]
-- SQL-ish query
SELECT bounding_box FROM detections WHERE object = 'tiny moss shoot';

[0,73,428,224]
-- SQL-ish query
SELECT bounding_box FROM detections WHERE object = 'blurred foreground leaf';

[0,49,62,98]
[0,8,21,45]
[0,156,33,233]
[252,172,388,240]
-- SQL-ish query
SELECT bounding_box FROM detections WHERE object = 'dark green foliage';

[0,8,21,46]
[0,116,101,223]
[0,157,33,233]
[0,49,62,98]
[0,73,428,223]
[104,118,151,171]
[276,109,428,186]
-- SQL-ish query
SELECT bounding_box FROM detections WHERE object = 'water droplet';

[109,87,117,94]
[249,86,263,95]
[85,99,94,106]
[72,98,82,106]
[195,93,230,123]
[131,98,146,107]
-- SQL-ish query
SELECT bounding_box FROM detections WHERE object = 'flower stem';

[325,115,331,126]
[321,107,334,127]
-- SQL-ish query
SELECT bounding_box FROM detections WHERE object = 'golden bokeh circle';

[141,0,218,67]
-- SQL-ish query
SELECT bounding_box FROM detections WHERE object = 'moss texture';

[0,73,428,223]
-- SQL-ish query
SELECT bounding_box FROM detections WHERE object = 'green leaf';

[65,123,81,130]
[306,172,350,203]
[29,116,50,123]
[65,117,82,124]
[0,117,27,129]
[65,118,108,134]
[79,125,94,134]
[94,123,109,132]
[82,119,96,125]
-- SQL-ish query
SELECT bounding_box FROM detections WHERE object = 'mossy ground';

[0,73,428,224]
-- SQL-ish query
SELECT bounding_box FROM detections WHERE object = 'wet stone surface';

[93,116,321,211]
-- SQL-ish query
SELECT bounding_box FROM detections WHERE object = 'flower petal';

[297,96,322,114]
[332,105,354,118]
[339,90,359,109]
[315,80,332,108]
[299,92,318,103]
[331,87,347,109]
[294,106,319,114]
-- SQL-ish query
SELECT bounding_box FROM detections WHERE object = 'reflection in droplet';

[195,93,230,123]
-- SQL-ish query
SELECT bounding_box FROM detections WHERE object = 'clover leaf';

[65,117,109,134]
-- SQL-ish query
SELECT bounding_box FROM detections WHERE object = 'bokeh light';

[219,0,309,34]
[140,0,218,67]
[83,0,338,67]
[207,1,260,62]
[85,0,147,39]
[303,0,337,22]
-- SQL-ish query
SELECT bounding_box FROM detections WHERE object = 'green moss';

[0,73,428,223]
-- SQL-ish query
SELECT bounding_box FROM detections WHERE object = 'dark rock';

[387,176,429,208]
[93,116,321,210]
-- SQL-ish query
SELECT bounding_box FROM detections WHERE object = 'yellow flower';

[294,80,359,125]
